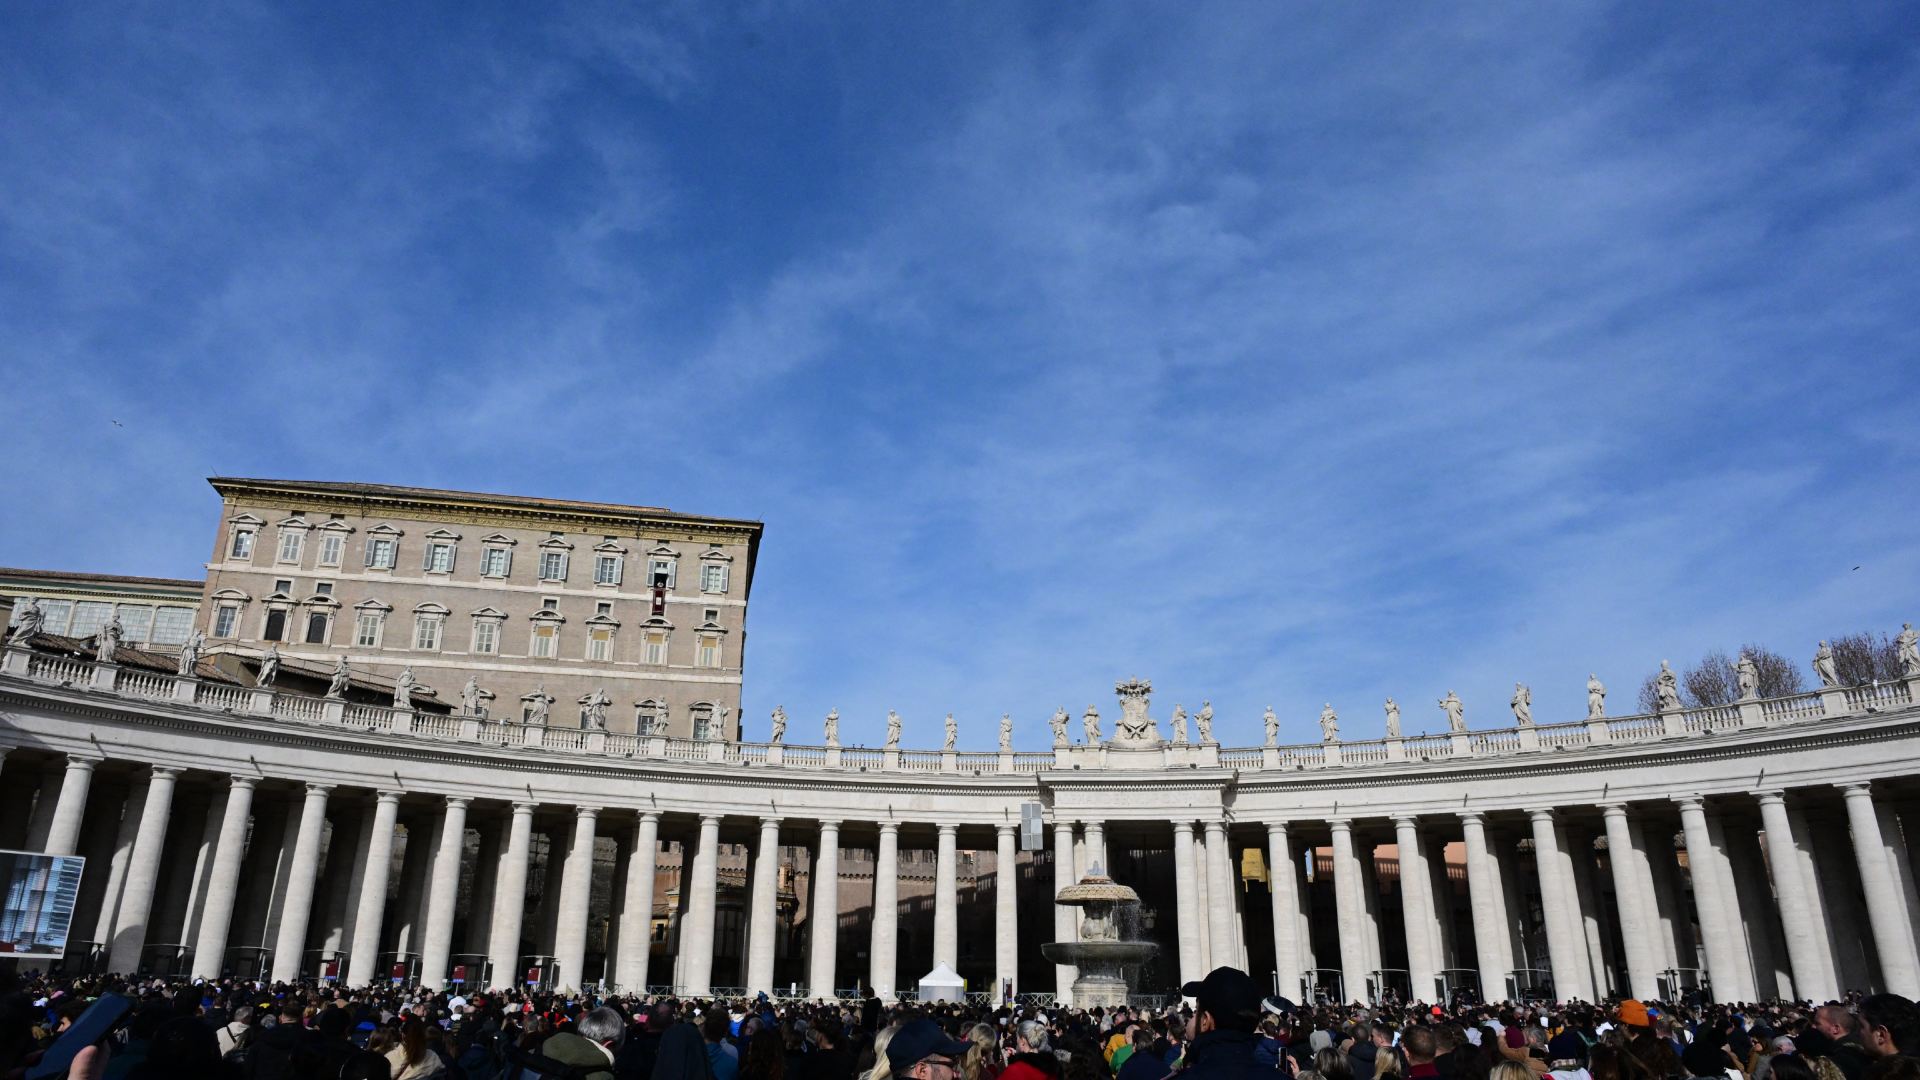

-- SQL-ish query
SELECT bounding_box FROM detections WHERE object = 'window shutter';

[364,540,375,568]
[423,543,433,570]
[448,545,457,572]
[612,555,623,584]
[560,552,570,580]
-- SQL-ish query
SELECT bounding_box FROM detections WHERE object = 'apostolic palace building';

[3,478,1919,1009]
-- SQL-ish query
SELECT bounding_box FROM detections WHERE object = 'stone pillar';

[934,822,959,973]
[872,822,901,999]
[680,814,722,995]
[1053,820,1078,999]
[420,797,473,990]
[617,812,660,992]
[1266,822,1304,998]
[1393,816,1440,1002]
[808,820,842,996]
[1193,825,1213,969]
[269,783,332,983]
[1702,813,1757,1001]
[106,766,181,974]
[1876,802,1920,984]
[1204,821,1235,975]
[1084,821,1107,871]
[488,802,536,989]
[343,791,401,985]
[995,823,1018,1002]
[1172,821,1203,985]
[44,755,98,857]
[189,776,258,979]
[1527,808,1586,1001]
[1841,783,1920,996]
[547,805,597,991]
[1600,804,1661,999]
[1675,796,1744,1001]
[744,816,780,995]
[1328,818,1368,1004]
[1784,805,1844,996]
[1458,813,1506,999]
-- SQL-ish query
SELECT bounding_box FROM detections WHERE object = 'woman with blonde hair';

[865,1022,902,1080]
[963,1023,1003,1080]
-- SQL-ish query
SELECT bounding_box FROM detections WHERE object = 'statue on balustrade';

[177,630,204,676]
[1813,640,1839,687]
[1655,661,1681,712]
[769,705,786,744]
[96,612,123,663]
[1170,704,1188,744]
[1382,698,1401,738]
[1511,683,1533,727]
[1439,690,1465,732]
[1263,705,1279,747]
[824,708,840,747]
[256,644,279,687]
[1195,700,1214,743]
[326,656,351,698]
[943,712,958,751]
[461,675,493,717]
[6,598,44,646]
[885,710,902,748]
[1899,623,1920,678]
[1318,703,1339,743]
[716,705,731,738]
[1587,674,1606,718]
[1050,706,1070,747]
[581,687,611,730]
[525,684,553,726]
[1112,677,1158,743]
[1082,704,1102,744]
[1737,652,1759,700]
[999,713,1014,752]
[394,666,418,711]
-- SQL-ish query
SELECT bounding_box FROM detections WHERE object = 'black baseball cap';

[888,1019,972,1075]
[1181,967,1263,1029]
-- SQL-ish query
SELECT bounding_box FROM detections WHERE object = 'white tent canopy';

[917,963,965,1003]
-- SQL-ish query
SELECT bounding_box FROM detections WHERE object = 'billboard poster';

[0,850,86,961]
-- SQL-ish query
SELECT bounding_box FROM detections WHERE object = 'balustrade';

[29,655,92,684]
[272,695,325,722]
[116,669,175,700]
[194,682,251,710]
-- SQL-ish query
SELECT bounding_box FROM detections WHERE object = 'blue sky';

[4,4,1917,749]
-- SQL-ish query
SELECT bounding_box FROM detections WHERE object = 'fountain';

[1041,863,1159,1008]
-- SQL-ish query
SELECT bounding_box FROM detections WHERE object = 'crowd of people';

[1,964,1916,1080]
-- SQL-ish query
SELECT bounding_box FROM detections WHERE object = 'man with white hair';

[542,1005,627,1080]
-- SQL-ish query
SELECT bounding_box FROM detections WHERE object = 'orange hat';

[1619,1000,1650,1027]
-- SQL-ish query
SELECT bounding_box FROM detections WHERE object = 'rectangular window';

[636,705,659,735]
[541,596,559,612]
[648,558,676,589]
[367,537,396,569]
[472,620,498,655]
[263,609,287,642]
[230,529,255,559]
[151,606,193,645]
[692,709,714,740]
[305,612,329,644]
[69,601,113,640]
[315,581,333,596]
[596,601,612,616]
[116,604,154,644]
[588,629,612,662]
[426,542,454,573]
[31,599,72,634]
[318,533,344,566]
[277,530,303,563]
[354,612,383,647]
[531,625,556,658]
[701,564,728,593]
[482,548,511,577]
[413,616,441,651]
[274,579,293,595]
[643,632,667,665]
[702,608,719,623]
[697,636,720,669]
[595,554,622,585]
[540,551,568,581]
[214,605,240,638]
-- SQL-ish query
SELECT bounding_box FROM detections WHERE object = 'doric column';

[1084,821,1107,871]
[1701,813,1757,1001]
[417,796,473,990]
[995,823,1018,1001]
[807,819,841,996]
[1203,820,1235,973]
[1840,784,1920,996]
[269,783,332,983]
[1171,821,1202,984]
[934,822,959,972]
[105,766,180,973]
[1328,818,1368,1003]
[548,805,598,991]
[872,822,900,999]
[1266,822,1304,998]
[345,791,402,984]
[1393,816,1440,1001]
[487,802,536,988]
[1527,808,1587,1001]
[745,816,780,994]
[680,814,722,995]
[1458,812,1508,999]
[1052,820,1078,998]
[1675,796,1744,1000]
[189,776,258,979]
[1600,804,1660,999]
[617,812,660,991]
[44,755,98,857]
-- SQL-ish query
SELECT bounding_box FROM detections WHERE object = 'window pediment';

[480,533,517,546]
[697,620,726,634]
[585,613,621,629]
[354,598,393,612]
[413,602,451,616]
[538,536,575,551]
[530,609,566,624]
[262,592,296,605]
[641,615,674,631]
[423,528,462,541]
[211,588,251,602]
[303,594,341,608]
[275,516,311,530]
[699,548,734,563]
[314,520,354,533]
[366,523,404,537]
[593,539,629,554]
[228,513,265,526]
[645,544,681,560]
[469,606,508,620]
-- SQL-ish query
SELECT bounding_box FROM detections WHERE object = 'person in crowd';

[1404,1027,1443,1080]
[708,1011,744,1080]
[885,1020,972,1080]
[806,1017,854,1080]
[746,1025,790,1080]
[1858,996,1920,1062]
[385,1015,446,1079]
[962,1022,1001,1080]
[657,1022,719,1080]
[1001,1020,1062,1080]
[539,1005,627,1080]
[1116,1027,1164,1080]
[1176,967,1267,1080]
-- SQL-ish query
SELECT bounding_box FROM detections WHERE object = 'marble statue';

[943,713,958,752]
[1050,706,1070,747]
[1737,653,1759,700]
[999,713,1013,752]
[769,706,787,744]
[1813,640,1838,688]
[256,644,279,687]
[1170,704,1188,744]
[1900,623,1920,678]
[885,710,902,749]
[96,613,123,663]
[714,705,731,738]
[1263,706,1279,747]
[525,685,553,726]
[6,598,44,645]
[1586,674,1606,719]
[1113,678,1157,742]
[1384,698,1401,738]
[1318,703,1339,743]
[326,656,351,699]
[1082,704,1102,744]
[824,708,840,747]
[581,687,611,730]
[177,631,203,676]
[1655,661,1681,712]
[1195,700,1213,743]
[460,675,485,717]
[1511,683,1533,727]
[1439,690,1465,733]
[394,666,417,711]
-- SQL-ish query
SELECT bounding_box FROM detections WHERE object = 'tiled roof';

[0,566,203,590]
[208,478,762,529]
[23,633,244,683]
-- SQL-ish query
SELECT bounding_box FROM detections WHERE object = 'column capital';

[698,813,722,827]
[1392,814,1421,829]
[1265,820,1290,836]
[1053,820,1076,836]
[230,774,263,790]
[1456,810,1486,824]
[573,804,599,819]
[877,820,900,835]
[1171,820,1196,836]
[1327,817,1352,830]
[637,810,661,825]
[817,819,841,832]
[303,782,334,797]
[1526,807,1557,822]
[446,796,473,810]
[758,815,784,828]
[150,765,184,780]
[1598,802,1630,816]
[1837,781,1873,797]
[996,822,1018,837]
[1671,795,1706,811]
[63,755,100,773]
[1753,790,1787,805]
[936,822,959,836]
[512,800,539,814]
[374,788,402,803]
